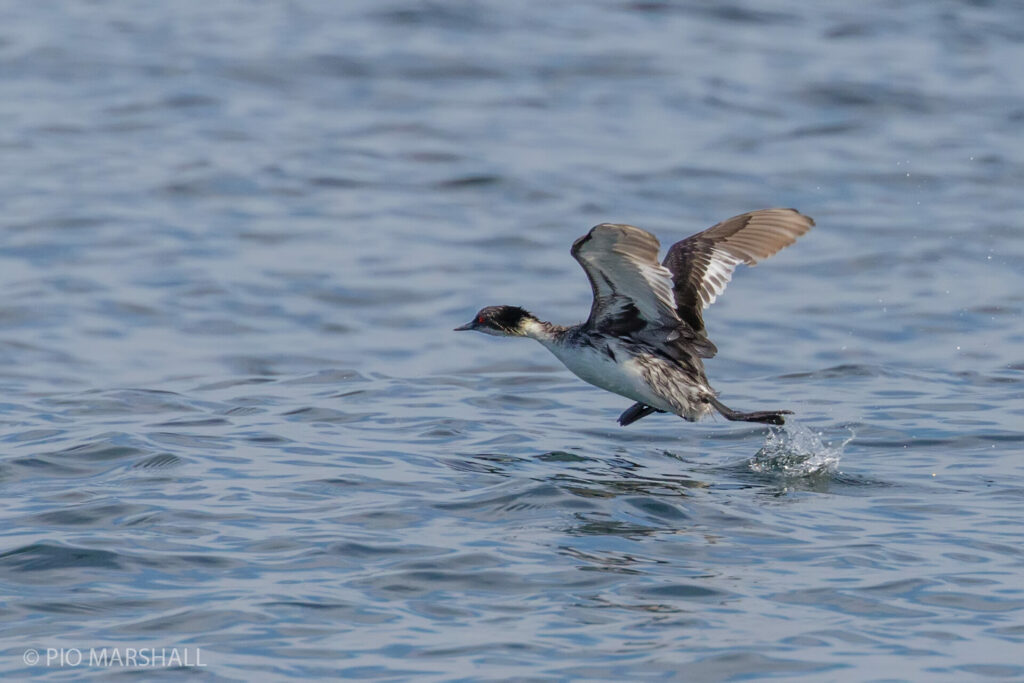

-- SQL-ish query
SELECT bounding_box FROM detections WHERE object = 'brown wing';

[662,208,814,334]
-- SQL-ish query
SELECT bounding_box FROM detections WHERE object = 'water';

[2,1,1023,679]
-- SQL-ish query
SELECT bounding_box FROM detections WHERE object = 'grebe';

[455,208,813,426]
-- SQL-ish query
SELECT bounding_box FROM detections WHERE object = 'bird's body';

[527,324,714,421]
[456,208,814,427]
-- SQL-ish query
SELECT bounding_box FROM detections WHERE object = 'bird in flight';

[455,208,814,426]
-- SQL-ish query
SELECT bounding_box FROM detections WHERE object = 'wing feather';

[662,208,814,333]
[571,223,679,332]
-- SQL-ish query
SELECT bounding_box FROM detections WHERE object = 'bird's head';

[454,305,537,337]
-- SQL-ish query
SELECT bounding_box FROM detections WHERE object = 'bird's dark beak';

[453,321,476,331]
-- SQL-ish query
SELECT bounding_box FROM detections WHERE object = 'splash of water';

[748,422,852,476]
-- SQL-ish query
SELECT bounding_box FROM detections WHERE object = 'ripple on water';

[0,543,124,574]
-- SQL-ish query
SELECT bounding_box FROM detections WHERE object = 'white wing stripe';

[701,250,741,307]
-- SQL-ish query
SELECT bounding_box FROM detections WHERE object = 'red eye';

[477,315,486,324]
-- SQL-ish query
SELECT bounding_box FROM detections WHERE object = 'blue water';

[2,1,1023,679]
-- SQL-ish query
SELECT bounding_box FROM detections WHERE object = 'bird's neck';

[521,318,572,347]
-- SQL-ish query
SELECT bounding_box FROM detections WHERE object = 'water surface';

[1,1,1023,679]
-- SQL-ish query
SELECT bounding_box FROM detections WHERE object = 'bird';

[455,208,814,427]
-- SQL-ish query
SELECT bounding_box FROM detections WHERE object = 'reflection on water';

[2,0,1024,679]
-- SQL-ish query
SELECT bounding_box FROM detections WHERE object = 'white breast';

[541,341,675,412]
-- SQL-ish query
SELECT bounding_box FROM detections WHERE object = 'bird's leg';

[618,403,662,426]
[707,396,791,426]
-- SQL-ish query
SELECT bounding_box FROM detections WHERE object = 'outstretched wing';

[662,208,814,334]
[571,223,679,334]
